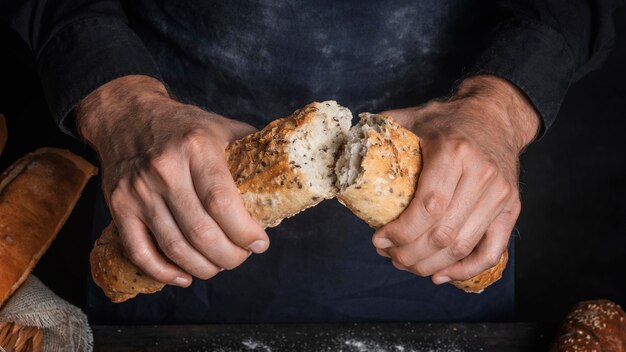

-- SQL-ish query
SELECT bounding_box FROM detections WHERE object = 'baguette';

[0,148,97,307]
[0,114,7,157]
[335,113,508,293]
[90,101,353,302]
[92,105,508,303]
[550,299,626,352]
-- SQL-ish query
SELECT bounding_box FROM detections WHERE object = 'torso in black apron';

[87,0,515,324]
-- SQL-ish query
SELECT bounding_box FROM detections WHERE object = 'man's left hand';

[373,75,539,284]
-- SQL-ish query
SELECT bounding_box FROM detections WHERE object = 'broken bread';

[336,113,422,228]
[90,101,352,302]
[227,100,352,227]
[336,113,508,293]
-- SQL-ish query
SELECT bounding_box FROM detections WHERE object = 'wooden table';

[93,322,556,351]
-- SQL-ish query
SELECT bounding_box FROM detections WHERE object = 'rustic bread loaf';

[0,148,97,307]
[92,105,509,302]
[551,299,626,352]
[0,114,7,156]
[90,101,353,302]
[335,113,508,293]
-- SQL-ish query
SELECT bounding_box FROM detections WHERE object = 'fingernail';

[248,240,267,253]
[433,276,451,285]
[373,237,393,249]
[219,268,225,272]
[171,277,190,287]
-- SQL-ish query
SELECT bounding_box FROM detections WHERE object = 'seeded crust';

[336,113,508,293]
[450,250,508,293]
[90,224,165,303]
[90,101,351,302]
[0,148,97,307]
[1,114,7,156]
[551,299,626,352]
[227,101,348,227]
[336,113,422,228]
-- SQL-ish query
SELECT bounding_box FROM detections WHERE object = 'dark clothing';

[1,0,621,323]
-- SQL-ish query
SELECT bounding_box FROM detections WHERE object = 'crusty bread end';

[0,148,97,307]
[336,113,508,293]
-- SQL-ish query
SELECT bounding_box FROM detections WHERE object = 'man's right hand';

[75,75,269,287]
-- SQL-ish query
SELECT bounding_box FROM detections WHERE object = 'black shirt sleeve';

[472,0,624,135]
[0,0,161,136]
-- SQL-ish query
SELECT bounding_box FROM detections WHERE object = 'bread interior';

[335,113,384,191]
[289,101,352,196]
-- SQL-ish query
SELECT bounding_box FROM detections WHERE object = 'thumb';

[377,107,423,131]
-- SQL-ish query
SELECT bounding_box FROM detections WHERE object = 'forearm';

[472,0,622,135]
[452,75,540,151]
[75,75,170,145]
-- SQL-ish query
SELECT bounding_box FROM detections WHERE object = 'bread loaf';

[0,148,97,307]
[92,104,509,302]
[0,114,7,156]
[551,299,626,352]
[90,101,353,302]
[335,113,508,293]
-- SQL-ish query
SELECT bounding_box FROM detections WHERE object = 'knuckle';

[451,238,474,258]
[499,182,513,200]
[480,161,499,182]
[410,263,430,277]
[186,223,217,243]
[451,139,472,157]
[204,186,233,215]
[148,154,178,188]
[422,193,446,218]
[126,245,151,267]
[430,225,455,248]
[182,129,208,152]
[130,176,151,198]
[484,252,502,268]
[387,228,413,245]
[393,250,415,268]
[109,187,129,214]
[162,239,187,260]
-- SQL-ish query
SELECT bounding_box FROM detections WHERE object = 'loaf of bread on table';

[335,113,508,293]
[0,114,7,156]
[91,101,353,302]
[550,299,626,352]
[0,148,97,307]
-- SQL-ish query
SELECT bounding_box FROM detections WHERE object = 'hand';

[75,75,269,287]
[372,75,539,284]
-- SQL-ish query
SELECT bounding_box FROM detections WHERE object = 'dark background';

[1,9,625,324]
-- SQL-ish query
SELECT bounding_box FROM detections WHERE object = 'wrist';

[454,75,540,151]
[75,75,170,145]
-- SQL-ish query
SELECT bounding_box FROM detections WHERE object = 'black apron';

[87,0,515,324]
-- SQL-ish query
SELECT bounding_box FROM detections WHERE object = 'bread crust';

[91,101,347,302]
[336,113,422,228]
[337,113,508,293]
[0,148,97,307]
[550,299,626,352]
[227,101,339,227]
[90,223,165,303]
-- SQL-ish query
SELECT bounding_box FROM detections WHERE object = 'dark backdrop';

[1,8,625,323]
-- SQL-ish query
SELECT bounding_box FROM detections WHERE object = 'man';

[2,1,620,323]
